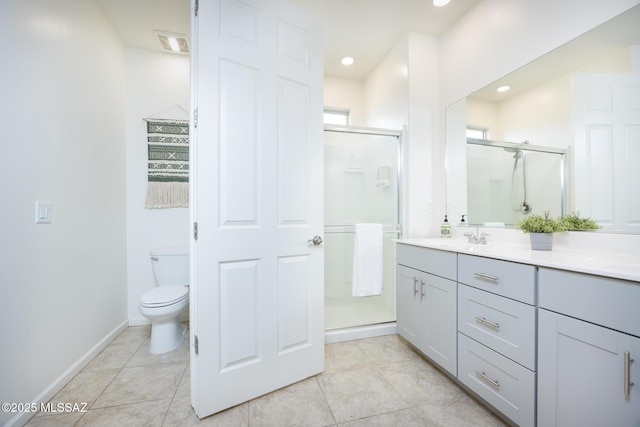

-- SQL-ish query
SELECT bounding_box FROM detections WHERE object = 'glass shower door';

[324,127,401,330]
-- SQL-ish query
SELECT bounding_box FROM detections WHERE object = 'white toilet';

[139,249,189,354]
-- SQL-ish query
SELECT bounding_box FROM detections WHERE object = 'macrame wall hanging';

[144,117,189,209]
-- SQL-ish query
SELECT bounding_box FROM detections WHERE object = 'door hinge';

[194,335,199,355]
[193,222,198,240]
[194,0,199,17]
[194,108,198,128]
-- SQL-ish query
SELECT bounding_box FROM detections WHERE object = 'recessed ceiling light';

[433,0,451,6]
[341,56,355,66]
[154,30,189,54]
[497,85,511,93]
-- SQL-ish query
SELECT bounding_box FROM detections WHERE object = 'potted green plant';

[517,211,568,250]
[561,212,601,231]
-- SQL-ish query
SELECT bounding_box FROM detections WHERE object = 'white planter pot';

[529,232,553,251]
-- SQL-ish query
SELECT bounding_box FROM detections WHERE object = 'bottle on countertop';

[441,215,452,238]
[459,215,467,226]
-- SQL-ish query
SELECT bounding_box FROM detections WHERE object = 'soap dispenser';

[440,215,452,238]
[459,215,467,227]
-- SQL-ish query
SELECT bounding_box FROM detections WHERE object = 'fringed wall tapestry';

[144,119,189,208]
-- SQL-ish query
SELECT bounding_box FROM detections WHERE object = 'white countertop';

[396,238,640,283]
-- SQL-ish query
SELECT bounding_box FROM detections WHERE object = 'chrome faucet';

[464,231,489,244]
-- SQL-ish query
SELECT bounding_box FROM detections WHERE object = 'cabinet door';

[423,273,457,376]
[539,309,640,427]
[396,265,425,351]
[619,333,640,426]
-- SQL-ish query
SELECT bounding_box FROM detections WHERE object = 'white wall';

[408,33,441,237]
[0,1,128,425]
[124,48,190,324]
[323,77,366,126]
[365,33,440,237]
[365,36,410,130]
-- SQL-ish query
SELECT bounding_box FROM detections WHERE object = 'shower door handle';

[308,235,324,246]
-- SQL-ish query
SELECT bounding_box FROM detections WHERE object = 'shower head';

[503,140,529,156]
[503,147,522,158]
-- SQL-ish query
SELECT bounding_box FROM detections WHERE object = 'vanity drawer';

[458,254,536,304]
[458,333,536,427]
[396,243,456,280]
[458,284,536,370]
[539,267,640,338]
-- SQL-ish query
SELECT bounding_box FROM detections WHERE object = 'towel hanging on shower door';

[352,223,383,297]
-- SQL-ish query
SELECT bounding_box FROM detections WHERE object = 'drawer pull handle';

[413,277,419,296]
[624,351,635,396]
[475,370,500,389]
[474,272,499,282]
[475,316,500,330]
[420,279,426,299]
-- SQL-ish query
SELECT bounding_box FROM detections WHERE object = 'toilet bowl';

[139,250,189,354]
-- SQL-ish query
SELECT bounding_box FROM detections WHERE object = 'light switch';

[35,201,52,224]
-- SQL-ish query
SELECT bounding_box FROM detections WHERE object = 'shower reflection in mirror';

[465,137,566,226]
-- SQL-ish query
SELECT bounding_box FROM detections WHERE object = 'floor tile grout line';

[67,332,146,426]
[319,348,414,424]
[313,374,338,426]
[160,361,190,426]
[72,327,153,424]
[85,363,188,412]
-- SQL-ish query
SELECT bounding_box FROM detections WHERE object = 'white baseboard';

[7,320,128,427]
[324,322,397,344]
[128,317,151,326]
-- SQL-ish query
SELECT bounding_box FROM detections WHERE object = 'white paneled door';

[573,73,640,232]
[189,0,324,418]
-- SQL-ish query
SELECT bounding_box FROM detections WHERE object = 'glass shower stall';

[323,125,402,336]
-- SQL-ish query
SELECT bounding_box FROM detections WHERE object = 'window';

[323,108,350,125]
[466,126,488,140]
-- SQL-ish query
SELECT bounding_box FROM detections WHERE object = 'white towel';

[352,223,383,297]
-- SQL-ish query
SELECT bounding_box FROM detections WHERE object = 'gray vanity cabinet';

[396,240,640,427]
[396,244,457,375]
[457,254,537,427]
[538,268,640,427]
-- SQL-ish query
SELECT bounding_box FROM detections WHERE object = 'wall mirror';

[445,5,640,233]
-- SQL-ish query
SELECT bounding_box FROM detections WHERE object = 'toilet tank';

[150,249,189,286]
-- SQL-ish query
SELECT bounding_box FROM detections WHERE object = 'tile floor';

[26,325,507,426]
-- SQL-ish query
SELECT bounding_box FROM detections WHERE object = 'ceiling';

[94,0,478,80]
[288,0,479,79]
[94,0,191,54]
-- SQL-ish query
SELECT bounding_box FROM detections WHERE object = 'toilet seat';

[140,285,189,308]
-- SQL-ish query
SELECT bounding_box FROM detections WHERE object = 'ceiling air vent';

[154,31,189,54]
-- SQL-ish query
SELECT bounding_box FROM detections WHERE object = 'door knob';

[308,235,323,246]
